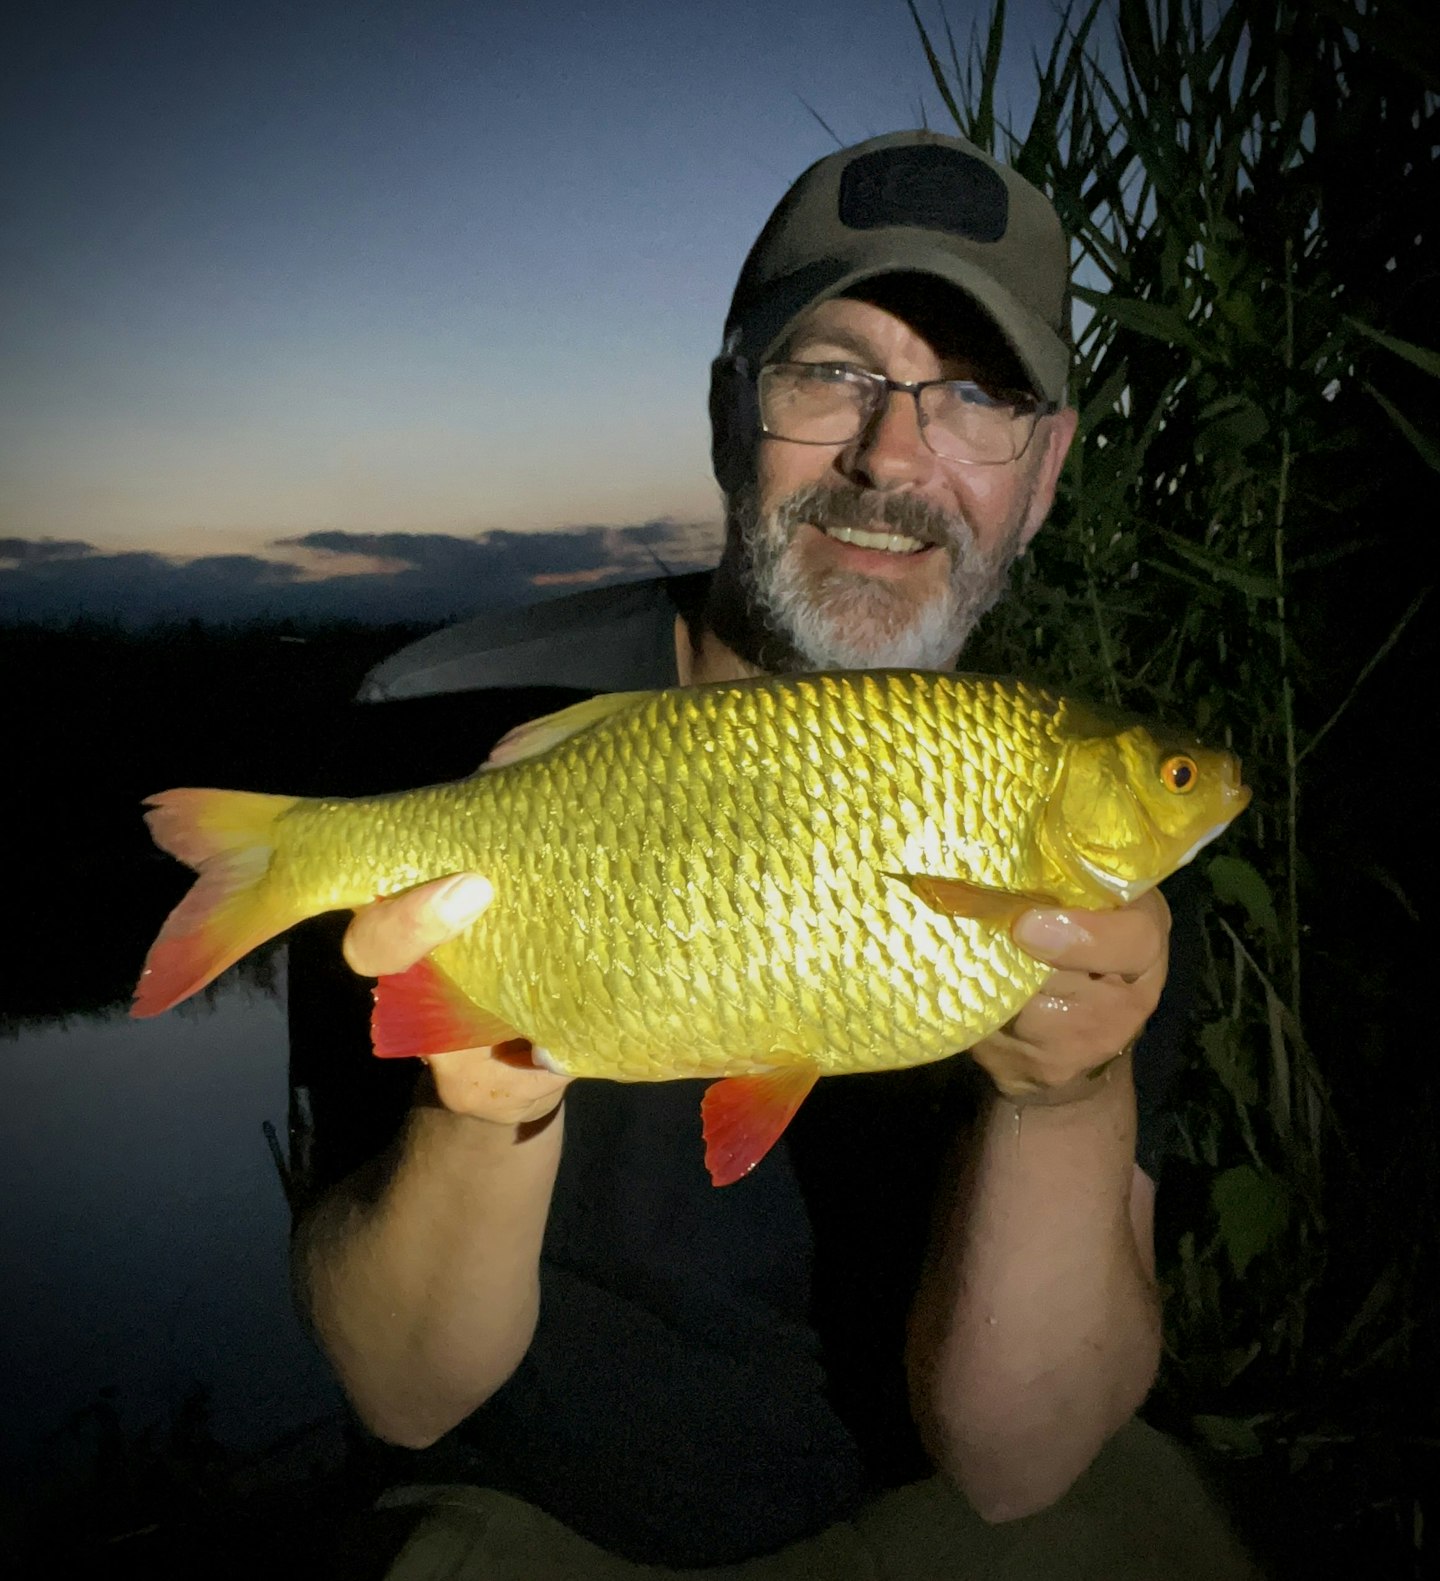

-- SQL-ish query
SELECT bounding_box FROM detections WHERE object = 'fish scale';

[131,668,1249,1184]
[440,674,1042,1080]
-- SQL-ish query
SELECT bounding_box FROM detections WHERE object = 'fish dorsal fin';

[892,873,1061,928]
[480,690,656,771]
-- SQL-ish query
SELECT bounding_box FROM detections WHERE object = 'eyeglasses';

[754,360,1055,465]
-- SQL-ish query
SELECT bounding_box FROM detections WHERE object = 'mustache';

[772,483,965,550]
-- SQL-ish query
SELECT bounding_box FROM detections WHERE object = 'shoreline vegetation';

[910,1,1436,1576]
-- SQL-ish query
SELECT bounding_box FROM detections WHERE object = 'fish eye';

[1161,754,1199,793]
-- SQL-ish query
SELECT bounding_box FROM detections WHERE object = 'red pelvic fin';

[371,957,524,1059]
[131,788,302,1017]
[700,1064,820,1187]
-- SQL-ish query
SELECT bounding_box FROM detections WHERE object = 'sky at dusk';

[2,0,1056,623]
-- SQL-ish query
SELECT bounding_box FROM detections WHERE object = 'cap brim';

[749,249,1070,406]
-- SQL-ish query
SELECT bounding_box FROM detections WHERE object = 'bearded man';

[290,131,1260,1580]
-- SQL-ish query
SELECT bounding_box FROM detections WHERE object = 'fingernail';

[1014,910,1091,955]
[434,875,494,928]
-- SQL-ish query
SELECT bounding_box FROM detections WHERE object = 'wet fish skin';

[131,670,1249,1182]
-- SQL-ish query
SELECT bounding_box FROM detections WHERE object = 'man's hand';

[342,874,570,1128]
[913,887,1169,1517]
[971,888,1171,1101]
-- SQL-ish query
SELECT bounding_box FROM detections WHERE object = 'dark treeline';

[1,618,588,1029]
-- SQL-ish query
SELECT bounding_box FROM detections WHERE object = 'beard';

[709,479,1030,674]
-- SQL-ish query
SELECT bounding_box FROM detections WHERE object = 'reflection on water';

[0,970,341,1471]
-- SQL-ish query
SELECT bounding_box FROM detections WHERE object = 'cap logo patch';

[838,146,1008,243]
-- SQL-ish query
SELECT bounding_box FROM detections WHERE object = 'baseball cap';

[721,129,1071,404]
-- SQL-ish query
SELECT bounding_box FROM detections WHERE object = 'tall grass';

[911,0,1436,1571]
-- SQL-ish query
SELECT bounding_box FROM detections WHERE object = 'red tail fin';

[131,788,303,1017]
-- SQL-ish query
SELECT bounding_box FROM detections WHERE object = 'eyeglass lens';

[759,364,1035,464]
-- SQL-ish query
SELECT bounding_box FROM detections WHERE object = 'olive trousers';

[377,1420,1264,1581]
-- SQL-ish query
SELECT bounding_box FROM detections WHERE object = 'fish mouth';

[1174,818,1237,870]
[1170,777,1250,869]
[1221,757,1252,814]
[1176,768,1258,860]
[1065,774,1251,901]
[1106,775,1252,886]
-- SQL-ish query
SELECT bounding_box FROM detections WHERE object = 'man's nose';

[841,387,932,490]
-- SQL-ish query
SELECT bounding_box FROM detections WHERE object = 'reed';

[911,1,1437,1570]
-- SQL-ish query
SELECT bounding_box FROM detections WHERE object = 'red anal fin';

[893,873,1059,928]
[700,1064,819,1187]
[371,958,524,1059]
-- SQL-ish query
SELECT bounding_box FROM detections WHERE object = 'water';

[0,626,581,1503]
[0,971,342,1476]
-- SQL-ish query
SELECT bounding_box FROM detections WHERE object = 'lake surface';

[0,967,343,1482]
[0,624,585,1503]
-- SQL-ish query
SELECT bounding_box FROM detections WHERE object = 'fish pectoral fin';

[700,1063,820,1188]
[371,957,524,1059]
[479,690,656,771]
[891,872,1060,927]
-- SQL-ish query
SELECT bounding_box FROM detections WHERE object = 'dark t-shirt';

[287,576,1199,1567]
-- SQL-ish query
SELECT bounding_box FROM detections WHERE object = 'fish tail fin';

[131,787,305,1017]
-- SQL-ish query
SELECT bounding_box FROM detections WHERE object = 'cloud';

[276,521,714,581]
[268,520,720,610]
[0,537,98,567]
[0,519,720,627]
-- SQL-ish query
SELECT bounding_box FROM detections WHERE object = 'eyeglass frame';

[736,356,1059,466]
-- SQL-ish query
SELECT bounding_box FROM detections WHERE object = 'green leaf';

[1079,362,1131,434]
[1200,1019,1258,1107]
[1193,1413,1267,1459]
[1217,1342,1262,1387]
[1348,319,1440,379]
[1207,855,1280,940]
[1212,1164,1291,1279]
[1073,285,1206,354]
[1364,383,1440,473]
[906,0,966,136]
[1335,1269,1398,1362]
[1156,531,1281,599]
[1216,287,1261,343]
[1201,398,1269,452]
[975,0,1007,151]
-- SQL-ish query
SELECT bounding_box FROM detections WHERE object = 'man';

[292,131,1259,1578]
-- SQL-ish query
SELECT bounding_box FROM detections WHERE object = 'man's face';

[728,290,1076,672]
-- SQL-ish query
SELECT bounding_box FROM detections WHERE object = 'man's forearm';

[293,1088,563,1448]
[907,1059,1160,1521]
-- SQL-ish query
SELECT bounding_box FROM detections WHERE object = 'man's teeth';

[825,525,927,554]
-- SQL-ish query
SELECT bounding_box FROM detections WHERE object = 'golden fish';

[131,671,1249,1183]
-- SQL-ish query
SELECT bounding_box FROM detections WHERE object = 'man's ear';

[1020,404,1079,548]
[709,357,759,497]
